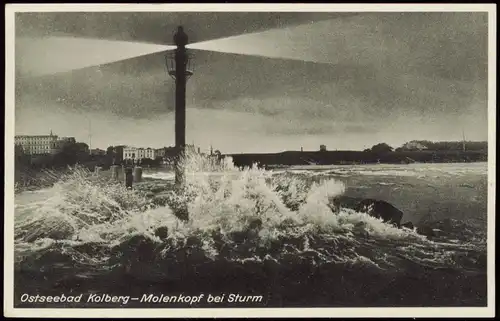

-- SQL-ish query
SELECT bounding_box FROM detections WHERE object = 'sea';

[12,154,488,308]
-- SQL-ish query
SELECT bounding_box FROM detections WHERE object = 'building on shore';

[122,144,208,166]
[123,146,165,162]
[14,131,76,155]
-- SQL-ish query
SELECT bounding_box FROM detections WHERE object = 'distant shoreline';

[227,150,487,168]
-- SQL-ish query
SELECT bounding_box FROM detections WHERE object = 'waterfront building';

[14,131,76,155]
[123,146,161,162]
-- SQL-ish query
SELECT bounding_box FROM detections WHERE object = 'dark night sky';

[14,12,488,153]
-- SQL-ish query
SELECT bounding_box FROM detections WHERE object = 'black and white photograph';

[4,4,496,318]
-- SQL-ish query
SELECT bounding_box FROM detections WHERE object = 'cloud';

[13,12,489,153]
[15,12,349,46]
[189,12,487,81]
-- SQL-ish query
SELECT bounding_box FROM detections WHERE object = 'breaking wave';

[13,152,487,306]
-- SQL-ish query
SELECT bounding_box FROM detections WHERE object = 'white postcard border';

[4,3,496,318]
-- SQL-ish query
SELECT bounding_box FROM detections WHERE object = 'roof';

[15,135,57,138]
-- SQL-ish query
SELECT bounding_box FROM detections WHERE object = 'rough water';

[13,154,488,307]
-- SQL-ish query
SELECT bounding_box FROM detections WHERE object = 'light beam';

[186,18,357,65]
[16,36,176,77]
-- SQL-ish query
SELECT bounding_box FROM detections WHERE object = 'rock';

[113,235,157,263]
[229,218,263,244]
[248,218,263,230]
[356,199,404,228]
[416,225,436,237]
[416,225,445,238]
[401,221,415,230]
[330,195,403,228]
[154,226,169,240]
